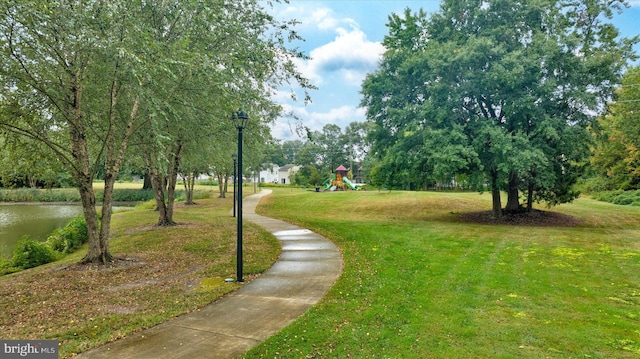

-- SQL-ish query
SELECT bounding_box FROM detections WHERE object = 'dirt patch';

[459,209,583,227]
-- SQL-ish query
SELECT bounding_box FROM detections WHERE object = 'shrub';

[0,255,20,276]
[197,179,218,186]
[12,236,58,269]
[193,189,211,199]
[46,216,88,254]
[593,189,640,206]
[581,177,615,193]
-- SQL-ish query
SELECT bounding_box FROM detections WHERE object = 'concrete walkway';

[76,190,343,359]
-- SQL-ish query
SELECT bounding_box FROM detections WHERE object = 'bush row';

[0,188,158,202]
[196,179,219,186]
[0,216,88,275]
[0,188,80,202]
[0,188,214,203]
[592,189,640,206]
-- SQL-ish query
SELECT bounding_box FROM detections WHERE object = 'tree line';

[260,122,371,186]
[0,0,312,264]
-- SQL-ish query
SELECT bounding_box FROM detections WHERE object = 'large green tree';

[311,124,349,173]
[0,0,150,263]
[0,134,67,188]
[591,66,640,190]
[362,1,637,218]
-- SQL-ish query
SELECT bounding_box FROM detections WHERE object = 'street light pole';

[232,111,249,283]
[232,153,237,218]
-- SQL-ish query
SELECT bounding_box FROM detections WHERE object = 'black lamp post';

[231,110,249,282]
[232,153,237,218]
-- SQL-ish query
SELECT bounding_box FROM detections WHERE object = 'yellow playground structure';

[322,165,358,191]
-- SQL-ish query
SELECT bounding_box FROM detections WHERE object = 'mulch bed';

[459,209,583,227]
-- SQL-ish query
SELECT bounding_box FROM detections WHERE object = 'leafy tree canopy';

[362,0,638,217]
[0,0,311,261]
[591,66,640,190]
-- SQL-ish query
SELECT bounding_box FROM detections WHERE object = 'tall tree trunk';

[527,181,534,212]
[74,151,106,264]
[78,179,104,263]
[99,95,139,262]
[145,151,172,226]
[73,122,102,264]
[145,140,181,227]
[505,171,521,212]
[66,71,110,264]
[153,173,171,226]
[100,173,116,263]
[143,172,153,190]
[490,170,502,219]
[165,142,183,224]
[183,173,196,205]
[217,173,226,198]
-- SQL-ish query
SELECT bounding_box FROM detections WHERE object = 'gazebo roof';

[335,165,348,171]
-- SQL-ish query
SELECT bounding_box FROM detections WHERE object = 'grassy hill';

[245,189,640,358]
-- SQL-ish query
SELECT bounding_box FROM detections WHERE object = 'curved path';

[76,190,343,359]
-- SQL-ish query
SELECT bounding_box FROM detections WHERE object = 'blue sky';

[268,0,640,141]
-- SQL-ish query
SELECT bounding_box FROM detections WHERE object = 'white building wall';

[259,164,280,183]
[278,165,300,185]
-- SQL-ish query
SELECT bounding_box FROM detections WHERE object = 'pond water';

[0,204,84,259]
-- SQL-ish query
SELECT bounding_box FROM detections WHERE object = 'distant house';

[258,164,280,183]
[278,164,300,185]
[352,162,365,184]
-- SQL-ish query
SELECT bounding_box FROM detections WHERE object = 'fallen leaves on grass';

[0,199,279,358]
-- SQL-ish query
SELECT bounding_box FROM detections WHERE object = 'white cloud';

[310,105,364,124]
[287,25,385,90]
[290,56,323,86]
[278,4,341,32]
[312,8,340,30]
[275,3,384,87]
[270,2,384,140]
[308,26,384,86]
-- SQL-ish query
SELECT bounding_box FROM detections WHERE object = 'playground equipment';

[343,177,358,190]
[323,165,359,191]
[322,176,333,190]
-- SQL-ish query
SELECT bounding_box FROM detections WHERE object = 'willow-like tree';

[0,1,151,263]
[362,1,637,218]
[135,0,311,226]
[0,0,310,261]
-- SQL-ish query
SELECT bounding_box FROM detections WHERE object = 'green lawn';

[0,192,281,358]
[244,189,640,358]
